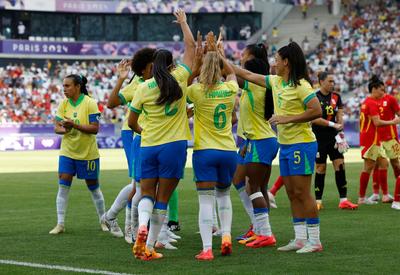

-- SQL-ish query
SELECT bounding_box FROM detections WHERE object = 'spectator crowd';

[0,1,399,124]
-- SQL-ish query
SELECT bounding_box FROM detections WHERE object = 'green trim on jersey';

[129,105,142,114]
[265,75,271,90]
[55,116,63,121]
[303,93,316,105]
[304,153,311,174]
[252,143,260,162]
[68,94,85,107]
[118,93,127,105]
[179,63,193,76]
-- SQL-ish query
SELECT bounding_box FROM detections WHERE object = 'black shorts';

[316,137,344,164]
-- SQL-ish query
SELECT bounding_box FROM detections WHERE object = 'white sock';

[146,203,167,250]
[293,218,307,240]
[198,190,215,251]
[88,185,105,221]
[216,188,232,236]
[56,185,70,225]
[125,202,132,229]
[213,191,219,229]
[131,182,141,234]
[106,183,132,220]
[306,218,321,244]
[339,197,347,203]
[138,196,154,227]
[237,187,255,225]
[157,218,169,245]
[253,209,272,236]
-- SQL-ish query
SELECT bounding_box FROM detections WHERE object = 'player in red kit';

[358,76,400,205]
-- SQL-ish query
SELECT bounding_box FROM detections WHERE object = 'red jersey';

[360,97,380,147]
[378,94,399,141]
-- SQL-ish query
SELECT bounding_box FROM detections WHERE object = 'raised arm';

[187,32,203,85]
[174,9,196,69]
[107,59,131,108]
[232,65,266,87]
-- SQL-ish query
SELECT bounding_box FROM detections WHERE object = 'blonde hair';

[198,52,222,91]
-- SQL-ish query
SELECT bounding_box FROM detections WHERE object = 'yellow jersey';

[119,75,145,131]
[187,80,238,151]
[266,75,316,145]
[55,94,100,160]
[238,80,276,140]
[129,64,192,147]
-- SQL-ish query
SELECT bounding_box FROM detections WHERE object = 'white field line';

[0,259,136,275]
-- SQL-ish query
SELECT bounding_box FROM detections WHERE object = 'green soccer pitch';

[0,149,399,274]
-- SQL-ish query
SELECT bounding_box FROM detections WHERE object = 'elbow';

[313,109,322,120]
[106,102,115,109]
[128,121,135,131]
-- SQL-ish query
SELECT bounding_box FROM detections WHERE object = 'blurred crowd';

[0,1,399,124]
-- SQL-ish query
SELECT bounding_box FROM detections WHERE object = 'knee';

[316,164,326,174]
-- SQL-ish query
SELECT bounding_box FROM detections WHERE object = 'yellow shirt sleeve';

[129,84,144,114]
[224,80,239,94]
[55,101,65,121]
[297,80,316,105]
[171,64,192,84]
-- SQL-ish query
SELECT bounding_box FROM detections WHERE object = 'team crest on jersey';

[331,99,336,105]
[73,112,77,118]
[383,101,387,107]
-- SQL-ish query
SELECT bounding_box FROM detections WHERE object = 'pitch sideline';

[0,259,136,275]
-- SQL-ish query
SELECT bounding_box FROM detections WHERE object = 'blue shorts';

[121,130,133,176]
[140,140,187,179]
[58,156,99,180]
[244,137,278,165]
[279,142,317,176]
[131,135,142,182]
[236,138,246,166]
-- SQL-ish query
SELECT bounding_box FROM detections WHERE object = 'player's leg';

[359,146,380,204]
[370,164,380,201]
[314,140,328,210]
[50,156,75,234]
[377,157,392,203]
[167,189,180,231]
[268,176,283,208]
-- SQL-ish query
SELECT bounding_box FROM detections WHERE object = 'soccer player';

[234,42,324,253]
[358,76,400,205]
[102,48,155,243]
[369,90,400,203]
[311,72,358,210]
[187,33,237,261]
[50,74,106,234]
[128,9,195,261]
[234,43,278,248]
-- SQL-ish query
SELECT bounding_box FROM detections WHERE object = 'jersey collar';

[69,94,85,107]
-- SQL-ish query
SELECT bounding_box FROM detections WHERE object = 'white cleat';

[49,224,65,235]
[100,214,123,238]
[382,194,394,203]
[168,238,178,243]
[167,230,181,240]
[368,193,380,202]
[296,241,323,253]
[268,191,277,208]
[277,239,306,252]
[358,197,378,205]
[124,226,133,244]
[391,201,400,210]
[155,241,178,250]
[100,222,109,232]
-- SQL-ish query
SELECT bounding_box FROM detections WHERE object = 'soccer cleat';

[338,200,358,210]
[296,241,323,254]
[236,225,255,241]
[268,191,278,208]
[124,225,133,244]
[133,225,148,259]
[100,214,123,238]
[167,221,181,232]
[155,241,178,250]
[167,230,181,240]
[221,235,232,256]
[168,237,178,243]
[246,235,276,248]
[140,247,163,261]
[316,202,324,211]
[382,194,394,203]
[368,193,380,202]
[238,234,257,245]
[100,222,109,232]
[358,197,378,205]
[391,201,400,210]
[49,224,65,235]
[277,239,306,252]
[195,249,214,261]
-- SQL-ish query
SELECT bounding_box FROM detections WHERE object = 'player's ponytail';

[153,49,183,105]
[368,75,384,93]
[278,42,312,87]
[199,51,222,91]
[244,43,273,119]
[65,74,89,96]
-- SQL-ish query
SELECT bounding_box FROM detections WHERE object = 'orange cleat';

[221,235,232,256]
[195,249,214,261]
[236,225,254,241]
[238,234,257,245]
[133,225,148,259]
[140,247,163,261]
[316,202,324,211]
[246,235,276,248]
[338,200,358,210]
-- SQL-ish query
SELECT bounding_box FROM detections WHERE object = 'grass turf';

[0,163,399,274]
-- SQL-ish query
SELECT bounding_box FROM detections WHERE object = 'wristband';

[328,121,335,127]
